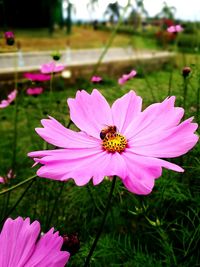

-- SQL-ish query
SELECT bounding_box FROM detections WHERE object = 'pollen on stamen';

[102,133,127,153]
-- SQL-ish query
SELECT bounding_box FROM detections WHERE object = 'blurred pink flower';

[0,89,17,109]
[0,217,70,266]
[0,169,15,184]
[4,31,14,39]
[28,90,198,195]
[118,70,137,85]
[40,62,65,74]
[91,75,102,83]
[26,87,43,96]
[24,72,51,82]
[167,24,183,33]
[4,31,15,45]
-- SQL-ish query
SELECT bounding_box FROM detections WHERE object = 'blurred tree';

[64,0,75,35]
[156,1,176,20]
[87,0,98,23]
[104,1,121,24]
[0,0,64,29]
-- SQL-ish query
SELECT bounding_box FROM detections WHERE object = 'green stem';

[46,182,65,230]
[196,76,200,122]
[183,76,188,113]
[0,178,35,226]
[0,175,37,196]
[91,0,131,75]
[49,71,54,111]
[83,176,117,267]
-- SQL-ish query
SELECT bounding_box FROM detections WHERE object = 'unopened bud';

[62,233,80,256]
[182,66,191,78]
[52,51,61,61]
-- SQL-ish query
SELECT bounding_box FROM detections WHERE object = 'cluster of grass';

[0,55,199,266]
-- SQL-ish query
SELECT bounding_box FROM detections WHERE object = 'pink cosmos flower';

[0,89,17,109]
[118,70,137,85]
[26,87,43,96]
[91,75,102,83]
[24,72,51,82]
[28,90,198,195]
[40,62,65,74]
[167,24,183,33]
[0,217,70,266]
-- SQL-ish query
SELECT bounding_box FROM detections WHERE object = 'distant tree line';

[0,0,63,28]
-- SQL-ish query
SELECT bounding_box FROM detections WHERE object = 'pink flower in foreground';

[0,89,17,109]
[40,62,65,74]
[28,90,198,195]
[26,87,43,96]
[91,75,102,83]
[167,24,183,33]
[0,217,70,266]
[118,70,137,85]
[24,72,51,82]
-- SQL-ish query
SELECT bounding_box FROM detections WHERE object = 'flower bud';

[62,233,80,256]
[182,66,191,78]
[52,51,61,61]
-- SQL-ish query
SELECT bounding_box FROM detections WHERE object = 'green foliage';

[177,34,200,53]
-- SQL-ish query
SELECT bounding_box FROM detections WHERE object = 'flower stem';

[0,175,37,196]
[183,76,188,111]
[83,176,117,267]
[91,0,131,75]
[0,178,35,226]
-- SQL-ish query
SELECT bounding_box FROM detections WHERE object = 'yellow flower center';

[102,132,127,153]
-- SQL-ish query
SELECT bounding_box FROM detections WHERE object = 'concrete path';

[0,48,174,74]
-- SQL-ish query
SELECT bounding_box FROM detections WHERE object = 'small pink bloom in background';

[26,87,43,96]
[4,31,14,39]
[118,69,137,85]
[0,89,17,109]
[28,89,198,195]
[167,24,183,33]
[0,217,70,266]
[0,169,15,184]
[40,62,65,74]
[91,75,102,83]
[4,31,15,45]
[24,72,51,82]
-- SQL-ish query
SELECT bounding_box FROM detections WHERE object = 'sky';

[62,0,200,22]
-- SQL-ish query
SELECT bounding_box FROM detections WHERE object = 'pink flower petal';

[40,62,65,74]
[0,217,70,266]
[67,89,113,138]
[129,117,198,158]
[25,228,70,267]
[29,148,127,186]
[35,116,101,148]
[112,91,142,134]
[125,96,184,139]
[121,150,183,195]
[0,100,9,108]
[0,217,40,266]
[0,177,5,183]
